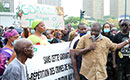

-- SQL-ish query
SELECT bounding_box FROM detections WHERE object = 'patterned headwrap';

[4,29,18,39]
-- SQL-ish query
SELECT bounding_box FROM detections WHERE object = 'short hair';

[14,38,32,55]
[118,19,129,26]
[92,22,101,30]
[78,23,86,29]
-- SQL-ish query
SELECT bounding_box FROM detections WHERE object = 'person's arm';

[113,51,117,69]
[7,51,16,65]
[76,43,96,56]
[117,39,130,49]
[70,49,81,80]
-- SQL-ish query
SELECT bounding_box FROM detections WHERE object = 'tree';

[65,16,80,29]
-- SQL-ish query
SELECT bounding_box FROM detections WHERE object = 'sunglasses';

[121,24,129,27]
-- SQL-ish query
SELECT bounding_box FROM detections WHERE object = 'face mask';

[78,31,87,37]
[104,29,110,33]
[12,40,17,46]
[87,31,91,34]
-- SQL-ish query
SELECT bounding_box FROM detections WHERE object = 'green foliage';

[0,2,10,12]
[64,15,120,30]
[65,16,80,29]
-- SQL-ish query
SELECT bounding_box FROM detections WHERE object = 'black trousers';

[116,60,130,80]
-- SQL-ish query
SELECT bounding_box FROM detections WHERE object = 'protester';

[61,27,70,42]
[0,29,19,76]
[28,19,50,45]
[66,23,72,32]
[70,23,87,49]
[50,30,63,43]
[68,31,78,41]
[4,27,8,32]
[111,27,118,35]
[101,22,115,80]
[101,22,114,41]
[70,23,87,80]
[73,22,130,80]
[45,30,53,43]
[113,19,130,80]
[86,27,91,34]
[0,26,4,48]
[0,38,3,48]
[0,25,4,38]
[2,38,34,80]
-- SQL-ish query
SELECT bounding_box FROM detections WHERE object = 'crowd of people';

[0,19,130,80]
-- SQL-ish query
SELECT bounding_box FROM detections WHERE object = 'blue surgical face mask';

[12,40,17,46]
[87,31,91,34]
[104,29,110,33]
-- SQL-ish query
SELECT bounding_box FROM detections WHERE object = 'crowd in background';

[0,18,130,80]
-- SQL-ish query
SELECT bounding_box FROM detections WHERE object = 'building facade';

[83,0,104,19]
[0,0,14,12]
[110,0,130,18]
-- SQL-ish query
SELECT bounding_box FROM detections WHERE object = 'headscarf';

[4,29,18,39]
[31,19,42,29]
[3,29,18,45]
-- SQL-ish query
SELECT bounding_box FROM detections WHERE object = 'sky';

[61,0,82,17]
[61,0,110,17]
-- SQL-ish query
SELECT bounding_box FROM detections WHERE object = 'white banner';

[26,42,75,80]
[14,0,65,29]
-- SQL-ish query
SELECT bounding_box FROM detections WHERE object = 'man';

[74,22,130,80]
[61,27,70,42]
[2,38,34,80]
[70,23,87,49]
[113,19,130,80]
[70,23,87,80]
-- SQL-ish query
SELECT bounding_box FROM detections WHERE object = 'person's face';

[9,34,19,44]
[24,44,34,58]
[63,28,69,34]
[68,25,72,31]
[46,32,52,39]
[120,22,129,33]
[91,26,101,37]
[78,25,87,34]
[5,27,8,31]
[36,22,46,33]
[104,24,110,29]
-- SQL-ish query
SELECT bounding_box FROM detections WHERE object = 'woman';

[0,29,19,76]
[28,19,50,45]
[102,22,114,41]
[102,22,115,80]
